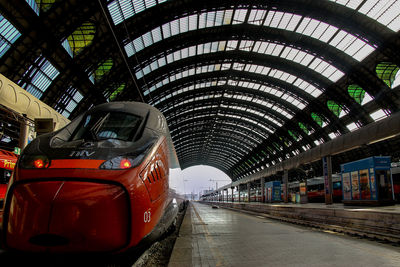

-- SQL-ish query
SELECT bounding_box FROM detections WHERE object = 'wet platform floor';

[168,202,400,267]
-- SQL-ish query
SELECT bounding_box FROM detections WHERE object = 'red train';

[0,149,17,205]
[1,102,183,253]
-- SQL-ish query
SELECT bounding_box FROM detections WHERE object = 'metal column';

[247,182,251,202]
[283,170,288,203]
[323,156,333,205]
[261,177,265,203]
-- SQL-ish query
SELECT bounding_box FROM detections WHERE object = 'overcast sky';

[180,165,231,195]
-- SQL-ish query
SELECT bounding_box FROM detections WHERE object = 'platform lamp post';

[183,179,188,200]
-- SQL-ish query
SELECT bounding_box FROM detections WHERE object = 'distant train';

[0,149,17,205]
[1,102,184,253]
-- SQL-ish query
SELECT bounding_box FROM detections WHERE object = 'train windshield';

[70,111,142,142]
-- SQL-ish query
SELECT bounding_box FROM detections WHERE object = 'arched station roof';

[0,0,399,181]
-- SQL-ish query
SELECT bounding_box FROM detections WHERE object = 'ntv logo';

[69,150,95,157]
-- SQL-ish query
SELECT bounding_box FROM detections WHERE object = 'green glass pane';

[95,59,113,81]
[347,84,365,104]
[298,122,309,134]
[376,62,399,88]
[288,130,298,140]
[261,150,267,156]
[67,22,96,57]
[109,83,125,101]
[327,100,342,117]
[35,0,56,12]
[311,112,323,127]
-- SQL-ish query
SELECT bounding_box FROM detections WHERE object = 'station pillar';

[323,156,333,205]
[238,185,241,202]
[247,182,251,202]
[283,170,289,203]
[261,177,265,203]
[18,116,29,150]
[231,187,234,202]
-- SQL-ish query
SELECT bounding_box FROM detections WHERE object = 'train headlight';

[20,154,50,169]
[100,156,139,170]
[120,159,132,169]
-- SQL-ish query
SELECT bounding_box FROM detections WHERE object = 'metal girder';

[175,134,253,158]
[154,84,302,115]
[173,125,261,149]
[137,51,374,133]
[139,51,333,91]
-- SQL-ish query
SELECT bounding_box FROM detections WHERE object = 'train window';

[70,111,142,142]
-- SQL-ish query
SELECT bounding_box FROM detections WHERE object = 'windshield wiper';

[88,114,110,141]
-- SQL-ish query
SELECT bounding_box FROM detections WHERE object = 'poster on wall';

[359,169,371,200]
[342,172,351,200]
[351,171,360,200]
[274,187,281,201]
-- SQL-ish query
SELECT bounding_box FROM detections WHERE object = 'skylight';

[135,40,345,83]
[330,0,400,31]
[369,109,389,122]
[0,15,21,58]
[19,56,60,99]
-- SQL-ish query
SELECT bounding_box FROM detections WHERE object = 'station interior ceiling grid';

[0,0,399,182]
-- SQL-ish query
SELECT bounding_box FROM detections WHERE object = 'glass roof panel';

[0,15,22,58]
[142,61,323,98]
[311,112,324,127]
[298,122,309,134]
[233,9,248,24]
[109,83,126,101]
[94,59,113,82]
[65,22,96,57]
[55,86,83,118]
[130,38,332,80]
[327,100,342,117]
[124,7,376,69]
[331,1,400,31]
[369,109,389,122]
[35,0,57,13]
[107,0,162,25]
[19,56,60,99]
[25,0,40,15]
[347,84,365,104]
[376,62,399,88]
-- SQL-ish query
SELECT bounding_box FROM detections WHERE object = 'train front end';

[1,102,170,253]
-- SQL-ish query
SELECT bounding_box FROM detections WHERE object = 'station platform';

[168,202,400,267]
[193,201,400,243]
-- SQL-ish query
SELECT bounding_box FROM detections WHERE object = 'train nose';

[4,181,129,252]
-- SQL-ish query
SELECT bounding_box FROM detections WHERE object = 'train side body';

[0,149,17,204]
[1,102,182,253]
